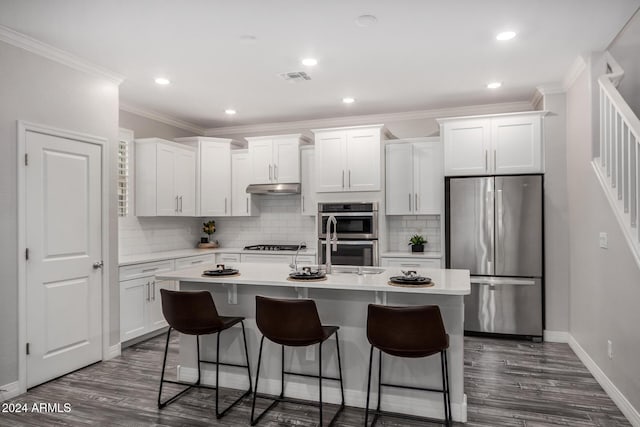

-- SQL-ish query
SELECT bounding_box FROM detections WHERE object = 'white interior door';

[25,130,102,388]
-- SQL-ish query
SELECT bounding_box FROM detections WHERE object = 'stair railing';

[596,51,640,265]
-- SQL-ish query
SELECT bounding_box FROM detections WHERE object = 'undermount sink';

[330,266,386,275]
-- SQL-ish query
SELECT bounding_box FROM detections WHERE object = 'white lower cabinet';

[380,257,441,268]
[119,254,215,343]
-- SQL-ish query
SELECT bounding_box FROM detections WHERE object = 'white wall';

[119,110,196,140]
[566,58,640,416]
[541,92,571,333]
[0,41,119,386]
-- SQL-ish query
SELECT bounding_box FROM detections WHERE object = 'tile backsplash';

[118,216,203,256]
[387,215,441,252]
[118,195,316,256]
[213,195,316,248]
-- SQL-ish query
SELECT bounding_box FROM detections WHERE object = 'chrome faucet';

[289,241,306,271]
[325,215,338,274]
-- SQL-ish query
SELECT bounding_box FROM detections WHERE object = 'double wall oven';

[318,202,379,266]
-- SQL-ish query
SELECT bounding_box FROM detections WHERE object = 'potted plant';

[199,220,218,248]
[409,234,427,253]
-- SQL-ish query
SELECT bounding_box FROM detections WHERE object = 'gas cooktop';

[243,244,306,251]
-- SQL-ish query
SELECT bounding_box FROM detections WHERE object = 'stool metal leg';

[444,350,452,426]
[319,341,323,426]
[251,336,279,426]
[335,330,345,405]
[158,328,201,409]
[364,345,374,427]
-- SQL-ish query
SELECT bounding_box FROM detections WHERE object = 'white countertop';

[380,251,442,259]
[156,262,470,296]
[119,247,317,266]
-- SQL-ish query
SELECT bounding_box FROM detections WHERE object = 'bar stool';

[157,289,252,419]
[251,295,345,426]
[365,304,452,426]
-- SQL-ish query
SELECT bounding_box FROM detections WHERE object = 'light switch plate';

[599,232,608,249]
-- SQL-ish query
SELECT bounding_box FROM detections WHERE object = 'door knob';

[93,261,104,269]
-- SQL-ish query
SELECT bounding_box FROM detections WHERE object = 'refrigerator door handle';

[496,189,504,272]
[470,276,536,286]
[485,186,495,274]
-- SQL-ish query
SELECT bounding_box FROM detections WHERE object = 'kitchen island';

[156,262,470,422]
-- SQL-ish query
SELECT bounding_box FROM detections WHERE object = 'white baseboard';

[105,343,121,360]
[543,330,570,343]
[0,381,21,402]
[178,365,467,422]
[569,335,640,427]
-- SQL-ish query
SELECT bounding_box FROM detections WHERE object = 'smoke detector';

[279,71,311,82]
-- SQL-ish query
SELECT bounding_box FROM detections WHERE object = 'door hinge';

[25,248,29,260]
[26,343,30,355]
[25,153,28,166]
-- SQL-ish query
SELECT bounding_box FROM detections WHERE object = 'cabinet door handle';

[152,281,156,301]
[400,263,421,267]
[348,169,351,188]
[146,282,150,301]
[224,197,227,214]
[485,150,488,171]
[246,197,249,213]
[342,170,345,188]
[415,193,419,211]
[493,149,497,170]
[408,193,412,211]
[269,164,272,181]
[274,164,278,181]
[302,195,305,213]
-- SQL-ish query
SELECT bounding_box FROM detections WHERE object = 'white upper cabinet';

[440,112,544,176]
[246,134,308,184]
[300,146,316,216]
[386,138,443,215]
[175,137,241,217]
[312,125,387,192]
[135,138,196,216]
[231,150,259,216]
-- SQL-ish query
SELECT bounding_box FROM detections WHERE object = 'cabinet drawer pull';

[142,267,158,273]
[400,263,420,267]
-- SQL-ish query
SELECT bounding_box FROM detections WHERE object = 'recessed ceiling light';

[302,58,318,66]
[342,97,355,104]
[496,31,517,41]
[487,82,502,89]
[224,109,237,115]
[355,14,377,27]
[154,77,170,85]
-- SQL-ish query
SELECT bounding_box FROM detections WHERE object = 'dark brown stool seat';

[250,296,345,426]
[158,289,252,419]
[365,304,452,426]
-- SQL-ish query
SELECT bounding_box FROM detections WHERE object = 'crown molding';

[532,84,566,109]
[204,101,533,137]
[119,102,206,135]
[0,24,124,85]
[562,55,588,91]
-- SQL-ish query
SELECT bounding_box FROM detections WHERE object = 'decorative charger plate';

[288,271,327,281]
[202,269,239,277]
[388,275,432,286]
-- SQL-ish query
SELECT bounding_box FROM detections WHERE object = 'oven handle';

[320,212,374,217]
[319,240,376,246]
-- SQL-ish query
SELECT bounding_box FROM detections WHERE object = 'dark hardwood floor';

[0,335,630,426]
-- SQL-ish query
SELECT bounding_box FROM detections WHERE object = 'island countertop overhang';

[156,262,470,296]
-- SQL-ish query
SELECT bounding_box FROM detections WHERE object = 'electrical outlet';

[306,346,315,361]
[599,232,608,249]
[607,340,613,359]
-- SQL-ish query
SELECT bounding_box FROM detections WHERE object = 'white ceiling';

[1,0,638,129]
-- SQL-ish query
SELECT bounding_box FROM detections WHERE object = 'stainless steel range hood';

[246,183,301,195]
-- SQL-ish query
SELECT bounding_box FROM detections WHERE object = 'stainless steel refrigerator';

[445,175,543,339]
